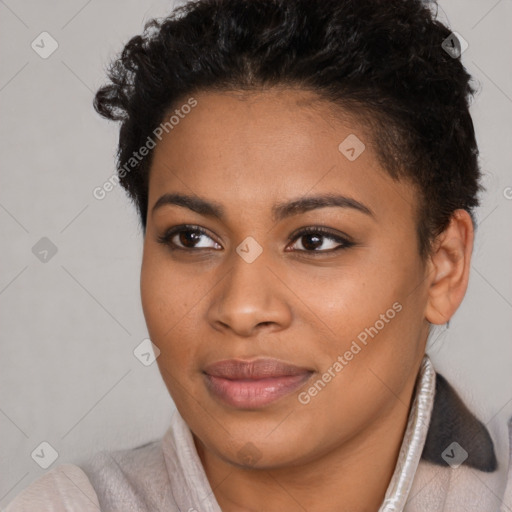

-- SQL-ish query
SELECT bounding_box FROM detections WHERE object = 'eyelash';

[157,224,354,255]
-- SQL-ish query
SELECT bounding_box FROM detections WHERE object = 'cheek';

[299,261,401,332]
[140,246,216,379]
[306,248,424,365]
[140,249,193,351]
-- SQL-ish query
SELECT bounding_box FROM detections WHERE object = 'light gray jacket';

[5,357,512,511]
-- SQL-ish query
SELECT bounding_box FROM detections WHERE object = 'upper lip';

[203,358,312,380]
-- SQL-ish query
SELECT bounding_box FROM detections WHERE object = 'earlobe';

[425,210,474,325]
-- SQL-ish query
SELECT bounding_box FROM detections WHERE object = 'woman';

[6,0,511,510]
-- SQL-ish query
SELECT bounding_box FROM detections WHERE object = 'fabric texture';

[4,355,512,512]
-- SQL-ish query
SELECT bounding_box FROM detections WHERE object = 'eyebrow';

[151,192,374,222]
[272,193,373,221]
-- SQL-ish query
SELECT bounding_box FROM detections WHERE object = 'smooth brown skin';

[140,88,474,512]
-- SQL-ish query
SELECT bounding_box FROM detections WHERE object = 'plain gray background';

[1,0,511,506]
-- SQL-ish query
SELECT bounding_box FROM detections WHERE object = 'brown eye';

[287,227,354,253]
[157,225,222,251]
[299,233,325,251]
[177,229,204,248]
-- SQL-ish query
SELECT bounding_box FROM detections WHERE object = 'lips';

[203,358,313,409]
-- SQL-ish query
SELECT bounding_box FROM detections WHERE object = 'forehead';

[148,88,417,224]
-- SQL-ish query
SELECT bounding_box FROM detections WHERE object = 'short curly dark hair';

[94,0,481,257]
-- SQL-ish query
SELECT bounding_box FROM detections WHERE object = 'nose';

[208,251,292,337]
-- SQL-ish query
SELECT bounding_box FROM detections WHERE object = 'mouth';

[203,358,314,409]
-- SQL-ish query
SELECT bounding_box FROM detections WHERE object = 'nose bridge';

[209,245,291,336]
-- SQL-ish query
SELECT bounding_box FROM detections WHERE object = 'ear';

[425,209,474,325]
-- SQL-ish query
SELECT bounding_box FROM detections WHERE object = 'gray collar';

[378,354,498,512]
[378,355,436,511]
[421,369,497,472]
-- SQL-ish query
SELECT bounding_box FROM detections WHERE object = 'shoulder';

[407,371,512,512]
[3,463,100,512]
[4,437,176,512]
[79,438,177,510]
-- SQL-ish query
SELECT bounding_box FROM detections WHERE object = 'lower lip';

[204,373,312,409]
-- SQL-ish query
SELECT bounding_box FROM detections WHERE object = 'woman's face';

[141,88,431,468]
